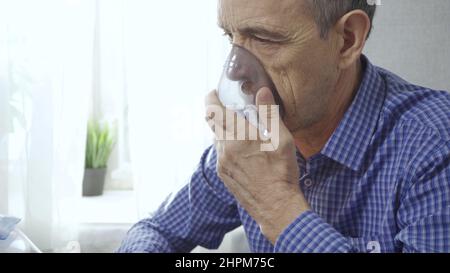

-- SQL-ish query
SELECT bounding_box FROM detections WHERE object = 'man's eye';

[252,35,275,44]
[222,32,233,43]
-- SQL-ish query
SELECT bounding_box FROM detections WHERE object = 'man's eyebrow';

[239,26,289,40]
[218,23,289,41]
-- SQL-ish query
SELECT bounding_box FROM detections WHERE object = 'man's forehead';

[218,0,309,32]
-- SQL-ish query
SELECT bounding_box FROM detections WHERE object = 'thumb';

[256,87,281,124]
[256,87,276,106]
[255,87,289,145]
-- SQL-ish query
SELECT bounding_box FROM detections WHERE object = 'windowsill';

[78,190,139,224]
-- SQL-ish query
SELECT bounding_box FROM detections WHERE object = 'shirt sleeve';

[273,210,355,253]
[274,141,450,253]
[117,145,242,253]
[395,141,450,253]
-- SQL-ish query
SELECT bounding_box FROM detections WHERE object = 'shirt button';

[304,178,314,188]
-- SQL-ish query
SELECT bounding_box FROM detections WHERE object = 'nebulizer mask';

[217,45,283,130]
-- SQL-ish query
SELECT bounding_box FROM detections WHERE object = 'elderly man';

[119,0,450,253]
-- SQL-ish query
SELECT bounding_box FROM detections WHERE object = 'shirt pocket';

[348,235,397,253]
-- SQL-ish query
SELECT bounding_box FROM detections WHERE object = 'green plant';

[85,120,116,169]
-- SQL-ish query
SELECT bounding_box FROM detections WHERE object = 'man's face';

[218,0,341,132]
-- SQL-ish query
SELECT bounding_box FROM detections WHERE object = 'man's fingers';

[205,90,253,140]
[205,89,223,108]
[205,90,226,138]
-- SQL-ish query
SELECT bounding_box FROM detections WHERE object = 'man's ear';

[334,10,371,69]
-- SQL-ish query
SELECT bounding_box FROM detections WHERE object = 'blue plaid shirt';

[118,56,450,253]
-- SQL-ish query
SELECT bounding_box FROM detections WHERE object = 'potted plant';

[82,120,116,196]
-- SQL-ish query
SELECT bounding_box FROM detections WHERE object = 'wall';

[364,0,450,92]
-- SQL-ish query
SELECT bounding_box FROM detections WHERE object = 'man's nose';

[226,47,253,81]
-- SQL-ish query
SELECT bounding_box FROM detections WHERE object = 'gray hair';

[307,0,377,39]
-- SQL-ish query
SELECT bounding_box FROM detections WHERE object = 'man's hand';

[205,88,311,244]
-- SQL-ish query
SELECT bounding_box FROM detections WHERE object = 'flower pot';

[82,168,107,196]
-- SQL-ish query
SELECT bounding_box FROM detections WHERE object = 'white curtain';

[123,0,230,216]
[0,0,95,251]
[90,0,230,201]
[1,0,232,252]
[93,0,134,191]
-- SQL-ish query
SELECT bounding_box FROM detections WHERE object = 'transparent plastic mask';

[218,45,283,128]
